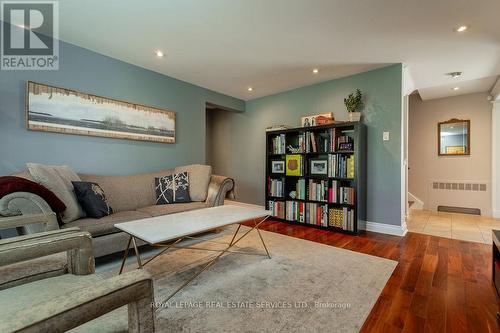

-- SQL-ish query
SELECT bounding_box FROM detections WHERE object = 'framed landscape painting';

[26,81,175,143]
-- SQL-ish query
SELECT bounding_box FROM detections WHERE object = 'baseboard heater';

[437,206,481,215]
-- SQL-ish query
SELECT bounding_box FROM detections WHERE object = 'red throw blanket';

[0,176,66,214]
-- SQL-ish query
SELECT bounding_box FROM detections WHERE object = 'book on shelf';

[328,154,355,178]
[329,181,355,204]
[329,128,337,152]
[295,178,306,200]
[306,203,328,226]
[268,200,285,219]
[285,201,305,222]
[307,179,328,202]
[285,154,304,176]
[328,207,355,231]
[267,177,284,197]
[346,155,355,178]
[271,134,286,154]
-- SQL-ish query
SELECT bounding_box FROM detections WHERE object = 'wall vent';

[437,206,481,215]
[432,182,487,191]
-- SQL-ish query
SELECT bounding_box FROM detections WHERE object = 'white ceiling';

[58,0,500,101]
[418,76,498,100]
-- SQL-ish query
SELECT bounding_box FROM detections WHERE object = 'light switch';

[383,132,390,141]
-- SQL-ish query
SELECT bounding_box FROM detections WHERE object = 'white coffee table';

[115,204,271,301]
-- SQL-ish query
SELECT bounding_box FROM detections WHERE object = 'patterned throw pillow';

[72,181,113,218]
[155,172,191,204]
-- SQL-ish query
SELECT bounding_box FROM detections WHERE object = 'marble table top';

[115,204,271,244]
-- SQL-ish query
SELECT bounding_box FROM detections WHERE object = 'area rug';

[75,226,397,332]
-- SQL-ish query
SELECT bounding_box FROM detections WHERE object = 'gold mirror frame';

[438,118,470,156]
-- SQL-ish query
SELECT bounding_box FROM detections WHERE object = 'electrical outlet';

[383,132,390,141]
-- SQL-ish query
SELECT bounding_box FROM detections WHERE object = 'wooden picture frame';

[438,118,470,156]
[26,81,176,143]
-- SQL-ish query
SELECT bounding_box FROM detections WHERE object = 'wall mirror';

[438,119,470,156]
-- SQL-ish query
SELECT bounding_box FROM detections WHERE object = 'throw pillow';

[155,172,191,204]
[27,163,86,223]
[173,164,212,202]
[72,181,114,218]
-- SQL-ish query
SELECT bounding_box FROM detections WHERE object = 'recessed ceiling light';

[453,87,460,91]
[155,50,164,57]
[247,87,253,92]
[312,68,319,74]
[447,71,463,78]
[455,25,468,32]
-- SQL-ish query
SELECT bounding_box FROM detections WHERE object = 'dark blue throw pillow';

[155,172,191,204]
[72,181,113,218]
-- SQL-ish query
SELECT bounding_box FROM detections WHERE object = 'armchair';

[0,214,155,332]
[0,213,67,289]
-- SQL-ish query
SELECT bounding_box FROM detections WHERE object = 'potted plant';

[344,89,363,122]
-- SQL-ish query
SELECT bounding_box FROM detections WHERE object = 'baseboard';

[492,210,500,219]
[359,220,407,236]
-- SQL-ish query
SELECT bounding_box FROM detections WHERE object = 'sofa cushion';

[137,202,208,217]
[174,164,211,202]
[79,169,173,212]
[27,163,86,223]
[61,211,152,237]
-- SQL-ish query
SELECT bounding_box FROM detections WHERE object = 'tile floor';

[406,209,500,244]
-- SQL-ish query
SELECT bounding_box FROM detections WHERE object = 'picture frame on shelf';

[309,159,328,175]
[338,142,354,151]
[271,160,285,174]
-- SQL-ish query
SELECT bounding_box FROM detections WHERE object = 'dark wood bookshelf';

[265,122,366,234]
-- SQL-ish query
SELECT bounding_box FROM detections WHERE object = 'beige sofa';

[0,167,234,258]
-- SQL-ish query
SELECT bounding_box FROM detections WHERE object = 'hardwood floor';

[243,219,500,332]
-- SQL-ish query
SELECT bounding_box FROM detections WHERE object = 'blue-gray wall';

[210,64,403,226]
[0,39,244,176]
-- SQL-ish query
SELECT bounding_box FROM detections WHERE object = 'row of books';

[278,131,354,154]
[328,154,355,178]
[289,178,356,204]
[285,201,305,222]
[304,132,329,153]
[268,178,284,197]
[308,179,328,202]
[305,203,329,226]
[268,200,285,219]
[270,134,286,154]
[329,207,355,231]
[269,200,357,231]
[330,181,355,204]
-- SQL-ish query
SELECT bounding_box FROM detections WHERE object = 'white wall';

[409,93,492,215]
[492,100,500,217]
